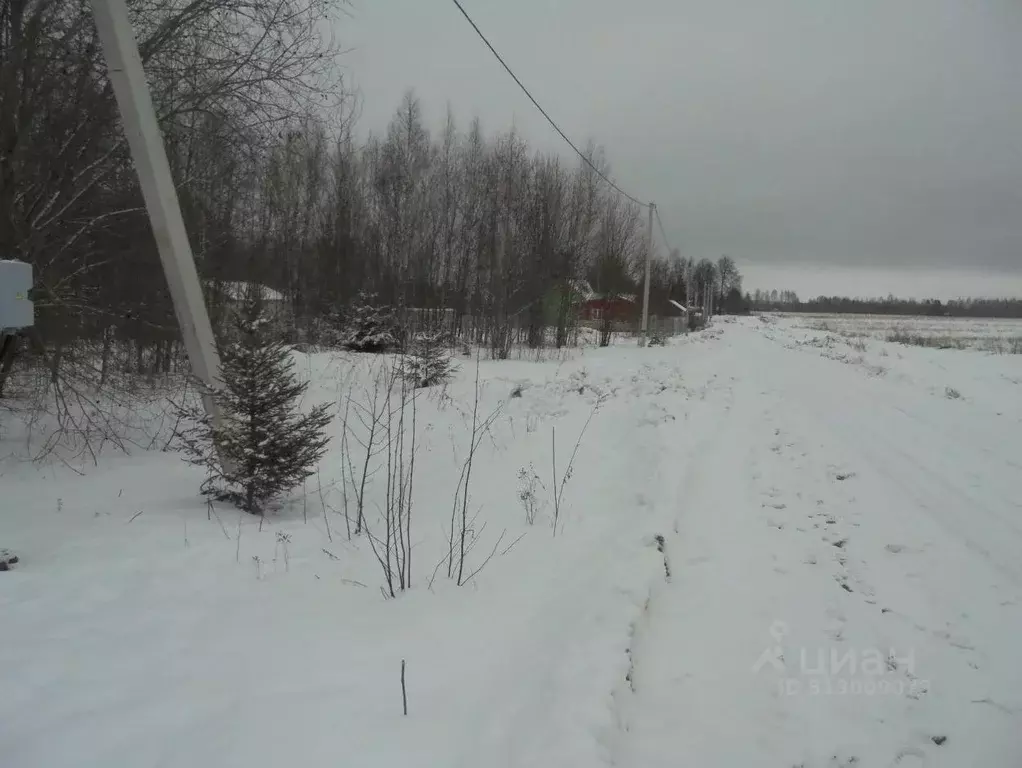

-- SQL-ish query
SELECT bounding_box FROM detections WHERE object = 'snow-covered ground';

[3,316,1021,767]
[792,312,1022,354]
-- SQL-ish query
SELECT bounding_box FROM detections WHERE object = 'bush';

[0,549,19,571]
[300,314,347,350]
[647,330,667,347]
[517,465,544,525]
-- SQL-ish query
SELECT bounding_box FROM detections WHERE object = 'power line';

[655,205,677,259]
[448,0,649,209]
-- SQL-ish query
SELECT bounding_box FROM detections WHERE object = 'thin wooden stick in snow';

[401,659,408,716]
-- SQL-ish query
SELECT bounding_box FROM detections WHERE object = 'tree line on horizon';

[749,290,1022,319]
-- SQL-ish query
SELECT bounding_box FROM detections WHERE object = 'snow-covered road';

[618,321,1022,767]
[2,317,1020,767]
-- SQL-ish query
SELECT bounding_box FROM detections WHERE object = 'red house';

[580,293,639,323]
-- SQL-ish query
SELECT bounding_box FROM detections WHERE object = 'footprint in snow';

[827,752,860,767]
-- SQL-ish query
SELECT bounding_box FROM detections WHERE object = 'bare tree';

[1,0,351,450]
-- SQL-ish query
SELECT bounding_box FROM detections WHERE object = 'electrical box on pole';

[0,260,33,331]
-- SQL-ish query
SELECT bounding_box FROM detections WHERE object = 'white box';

[0,260,34,330]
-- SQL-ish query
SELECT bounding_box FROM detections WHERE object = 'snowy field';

[3,315,1022,767]
[790,312,1022,354]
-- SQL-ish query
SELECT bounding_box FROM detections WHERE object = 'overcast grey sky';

[343,1,1022,298]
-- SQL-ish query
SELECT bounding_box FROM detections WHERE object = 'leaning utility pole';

[640,201,655,345]
[90,0,223,422]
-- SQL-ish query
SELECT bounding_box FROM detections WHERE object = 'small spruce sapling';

[399,329,457,389]
[179,291,332,515]
[342,291,400,353]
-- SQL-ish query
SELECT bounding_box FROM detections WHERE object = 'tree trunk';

[0,334,17,397]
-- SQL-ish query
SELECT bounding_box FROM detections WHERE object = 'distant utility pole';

[90,0,223,423]
[640,202,655,345]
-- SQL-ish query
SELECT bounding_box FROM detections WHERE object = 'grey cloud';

[343,0,1022,275]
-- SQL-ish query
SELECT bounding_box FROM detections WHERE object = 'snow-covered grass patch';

[1,337,705,767]
[794,312,1022,354]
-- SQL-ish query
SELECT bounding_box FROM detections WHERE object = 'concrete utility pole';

[91,0,223,420]
[640,201,655,345]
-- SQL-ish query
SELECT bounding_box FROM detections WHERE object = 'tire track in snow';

[604,358,740,763]
[459,353,731,767]
[606,360,736,761]
[613,368,805,766]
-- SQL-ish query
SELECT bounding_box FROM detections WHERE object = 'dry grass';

[886,330,1022,354]
[793,313,1022,355]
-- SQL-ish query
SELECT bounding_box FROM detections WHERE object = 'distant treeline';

[748,290,1022,319]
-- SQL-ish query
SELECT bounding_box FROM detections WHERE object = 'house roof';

[568,279,595,301]
[214,281,285,302]
[586,293,636,303]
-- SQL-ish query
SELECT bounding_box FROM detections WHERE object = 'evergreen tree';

[399,330,457,388]
[180,291,332,514]
[342,291,400,353]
